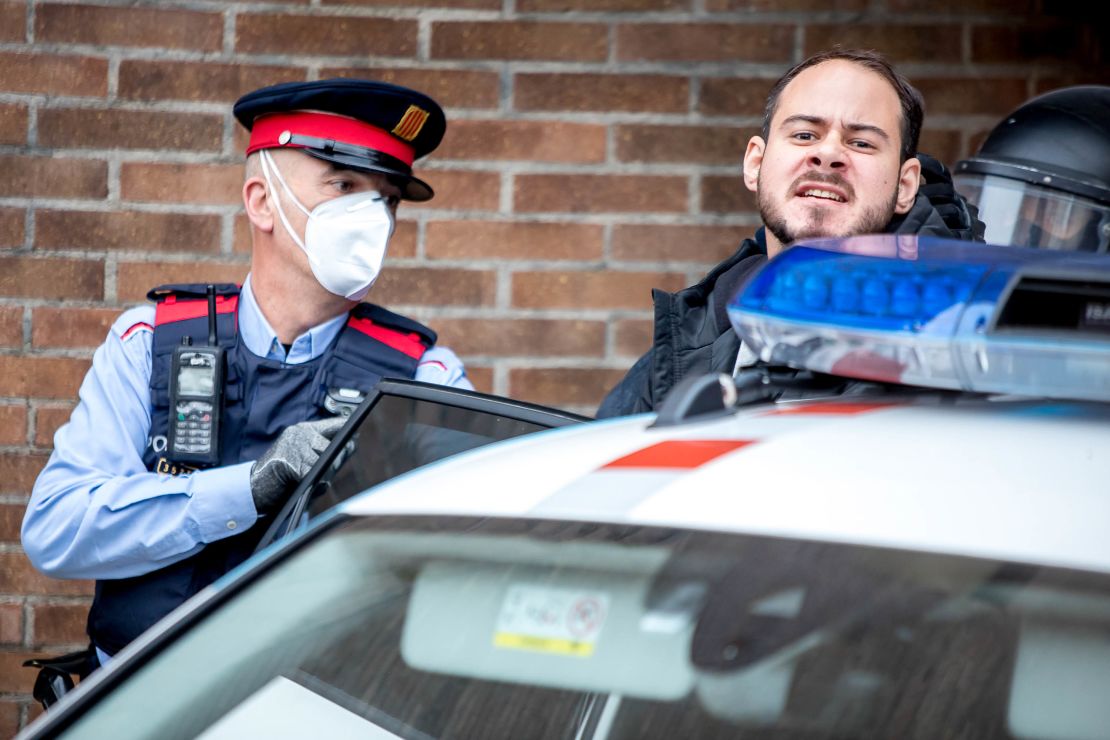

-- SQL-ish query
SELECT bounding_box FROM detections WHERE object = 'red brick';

[521,0,686,7]
[0,454,52,496]
[0,53,108,97]
[699,78,773,118]
[321,67,500,109]
[464,365,493,394]
[701,175,758,214]
[618,23,793,63]
[0,103,27,146]
[0,358,90,401]
[0,651,42,693]
[35,211,221,253]
[117,261,249,303]
[0,1,25,43]
[35,4,222,51]
[805,25,962,62]
[0,208,24,249]
[914,78,1030,117]
[0,504,24,542]
[1035,72,1110,96]
[390,220,418,259]
[918,130,963,169]
[509,367,627,408]
[120,60,306,103]
[408,170,500,212]
[0,406,27,446]
[426,221,604,261]
[512,271,686,310]
[0,257,103,301]
[38,109,222,152]
[0,305,21,347]
[434,319,606,357]
[325,0,498,6]
[973,25,1092,64]
[0,603,21,645]
[515,73,689,113]
[121,163,243,206]
[886,0,1033,11]
[34,406,75,449]
[32,308,119,349]
[371,267,497,307]
[433,21,607,61]
[515,174,688,214]
[441,121,606,163]
[0,156,107,199]
[612,224,745,264]
[615,318,653,357]
[616,124,744,165]
[0,700,17,740]
[237,14,416,56]
[707,0,864,7]
[31,604,89,647]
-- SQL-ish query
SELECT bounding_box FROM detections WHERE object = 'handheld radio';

[167,286,225,466]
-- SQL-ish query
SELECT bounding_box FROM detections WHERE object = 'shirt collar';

[237,274,348,364]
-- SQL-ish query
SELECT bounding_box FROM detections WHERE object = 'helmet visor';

[954,173,1110,253]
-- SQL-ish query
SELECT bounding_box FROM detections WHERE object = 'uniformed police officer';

[22,79,471,672]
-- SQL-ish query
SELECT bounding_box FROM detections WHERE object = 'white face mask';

[259,149,395,301]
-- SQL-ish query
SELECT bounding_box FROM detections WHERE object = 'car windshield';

[60,517,1110,739]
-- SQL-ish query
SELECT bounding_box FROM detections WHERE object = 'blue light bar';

[728,235,1110,401]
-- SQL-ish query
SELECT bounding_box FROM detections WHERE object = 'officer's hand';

[249,416,347,515]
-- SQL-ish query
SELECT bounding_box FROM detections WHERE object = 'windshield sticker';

[493,584,610,657]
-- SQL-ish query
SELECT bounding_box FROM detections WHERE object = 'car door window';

[256,381,589,550]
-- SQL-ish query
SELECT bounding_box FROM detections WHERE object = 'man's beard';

[759,171,899,247]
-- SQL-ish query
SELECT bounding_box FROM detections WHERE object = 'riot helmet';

[954,86,1110,253]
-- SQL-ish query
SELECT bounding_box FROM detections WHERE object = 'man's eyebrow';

[845,122,891,141]
[778,115,891,142]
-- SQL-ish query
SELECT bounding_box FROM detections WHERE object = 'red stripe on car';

[602,439,756,470]
[761,401,898,416]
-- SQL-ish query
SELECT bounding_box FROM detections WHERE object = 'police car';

[20,236,1110,739]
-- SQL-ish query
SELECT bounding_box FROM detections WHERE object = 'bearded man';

[597,48,982,417]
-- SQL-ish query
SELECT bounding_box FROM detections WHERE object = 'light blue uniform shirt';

[22,276,471,586]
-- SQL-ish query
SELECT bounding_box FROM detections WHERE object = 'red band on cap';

[246,111,415,166]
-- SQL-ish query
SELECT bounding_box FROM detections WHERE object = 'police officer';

[22,79,471,671]
[954,85,1110,253]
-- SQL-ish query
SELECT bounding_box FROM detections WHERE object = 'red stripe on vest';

[602,439,755,470]
[154,295,239,326]
[347,316,426,360]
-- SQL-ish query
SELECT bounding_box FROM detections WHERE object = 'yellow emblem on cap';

[392,105,430,142]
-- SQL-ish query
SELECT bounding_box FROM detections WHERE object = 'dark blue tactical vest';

[87,283,436,656]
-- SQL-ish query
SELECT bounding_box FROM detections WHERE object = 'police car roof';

[343,397,1110,575]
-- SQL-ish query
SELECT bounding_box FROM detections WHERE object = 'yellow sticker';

[392,105,430,142]
[493,632,595,657]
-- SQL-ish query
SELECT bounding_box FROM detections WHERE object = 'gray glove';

[249,416,347,514]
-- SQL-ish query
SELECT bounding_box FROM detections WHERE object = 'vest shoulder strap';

[345,302,436,360]
[148,284,241,329]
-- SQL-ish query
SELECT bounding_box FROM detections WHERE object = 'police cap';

[233,78,446,202]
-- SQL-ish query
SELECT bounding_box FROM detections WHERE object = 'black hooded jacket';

[596,154,984,418]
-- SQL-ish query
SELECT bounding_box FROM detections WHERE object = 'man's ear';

[894,156,922,214]
[742,135,766,194]
[243,177,274,233]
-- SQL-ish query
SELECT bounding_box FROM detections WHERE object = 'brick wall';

[0,0,1105,730]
